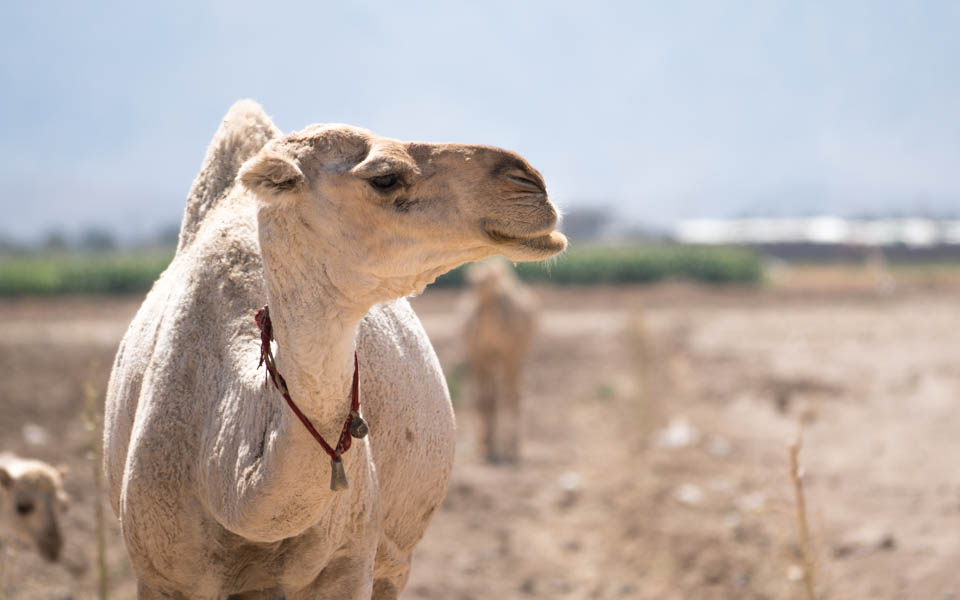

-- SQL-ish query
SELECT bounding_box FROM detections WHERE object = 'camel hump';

[176,100,280,252]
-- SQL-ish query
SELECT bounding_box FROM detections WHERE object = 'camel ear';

[57,489,70,511]
[0,467,11,489]
[239,151,305,196]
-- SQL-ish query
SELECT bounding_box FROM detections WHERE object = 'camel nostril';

[506,174,546,194]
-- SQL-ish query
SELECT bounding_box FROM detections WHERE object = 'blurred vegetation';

[433,244,764,287]
[0,244,763,296]
[0,251,174,296]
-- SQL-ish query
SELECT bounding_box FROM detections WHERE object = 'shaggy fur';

[104,101,566,599]
[0,452,68,562]
[463,260,539,463]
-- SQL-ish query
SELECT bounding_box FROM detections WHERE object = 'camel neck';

[256,215,370,433]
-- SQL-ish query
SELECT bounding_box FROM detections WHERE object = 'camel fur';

[463,260,539,463]
[0,452,68,562]
[103,100,566,599]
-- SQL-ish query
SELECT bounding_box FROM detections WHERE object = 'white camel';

[0,452,68,563]
[462,260,539,463]
[104,100,566,599]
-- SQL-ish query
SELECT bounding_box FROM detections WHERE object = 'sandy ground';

[1,282,958,599]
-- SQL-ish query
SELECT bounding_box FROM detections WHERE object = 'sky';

[2,0,959,242]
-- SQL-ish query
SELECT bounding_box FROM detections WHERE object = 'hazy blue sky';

[2,0,959,241]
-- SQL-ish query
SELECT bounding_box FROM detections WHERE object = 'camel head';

[240,124,566,301]
[0,460,68,562]
[466,259,518,299]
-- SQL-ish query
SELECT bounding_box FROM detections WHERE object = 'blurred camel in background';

[463,260,539,464]
[0,452,68,563]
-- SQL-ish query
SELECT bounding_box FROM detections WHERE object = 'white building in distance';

[674,217,960,247]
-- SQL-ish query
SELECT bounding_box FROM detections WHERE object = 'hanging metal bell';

[349,412,369,439]
[330,458,349,491]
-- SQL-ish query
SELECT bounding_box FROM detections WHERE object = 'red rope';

[255,305,360,463]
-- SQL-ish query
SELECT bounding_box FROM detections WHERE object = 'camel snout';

[488,155,556,237]
[36,522,63,562]
[485,193,560,241]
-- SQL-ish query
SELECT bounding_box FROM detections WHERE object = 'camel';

[462,260,539,463]
[0,452,68,563]
[104,100,566,599]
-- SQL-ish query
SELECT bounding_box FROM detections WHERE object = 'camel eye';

[16,501,34,516]
[368,174,399,191]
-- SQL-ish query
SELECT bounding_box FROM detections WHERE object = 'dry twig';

[789,434,817,600]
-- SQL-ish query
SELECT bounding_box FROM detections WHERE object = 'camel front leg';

[372,569,411,600]
[136,580,204,600]
[288,553,375,600]
[227,590,284,600]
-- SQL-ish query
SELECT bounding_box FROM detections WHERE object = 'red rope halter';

[255,305,367,491]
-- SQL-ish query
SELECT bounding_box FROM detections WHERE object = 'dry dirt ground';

[1,281,958,599]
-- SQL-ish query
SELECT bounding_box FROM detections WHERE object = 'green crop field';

[0,244,764,296]
[433,244,764,287]
[0,251,175,296]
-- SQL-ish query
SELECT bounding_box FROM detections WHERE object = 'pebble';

[657,417,700,449]
[675,483,704,506]
[22,423,50,446]
[786,564,804,582]
[737,491,766,513]
[705,434,733,457]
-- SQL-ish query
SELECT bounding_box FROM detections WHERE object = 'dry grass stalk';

[83,373,109,600]
[0,541,6,600]
[789,434,817,600]
[626,313,665,442]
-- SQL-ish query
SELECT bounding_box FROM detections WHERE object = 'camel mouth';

[38,536,62,562]
[484,227,568,261]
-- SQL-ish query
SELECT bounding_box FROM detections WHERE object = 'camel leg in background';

[474,362,500,464]
[502,359,524,463]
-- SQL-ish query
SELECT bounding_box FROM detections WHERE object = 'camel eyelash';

[367,173,400,191]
